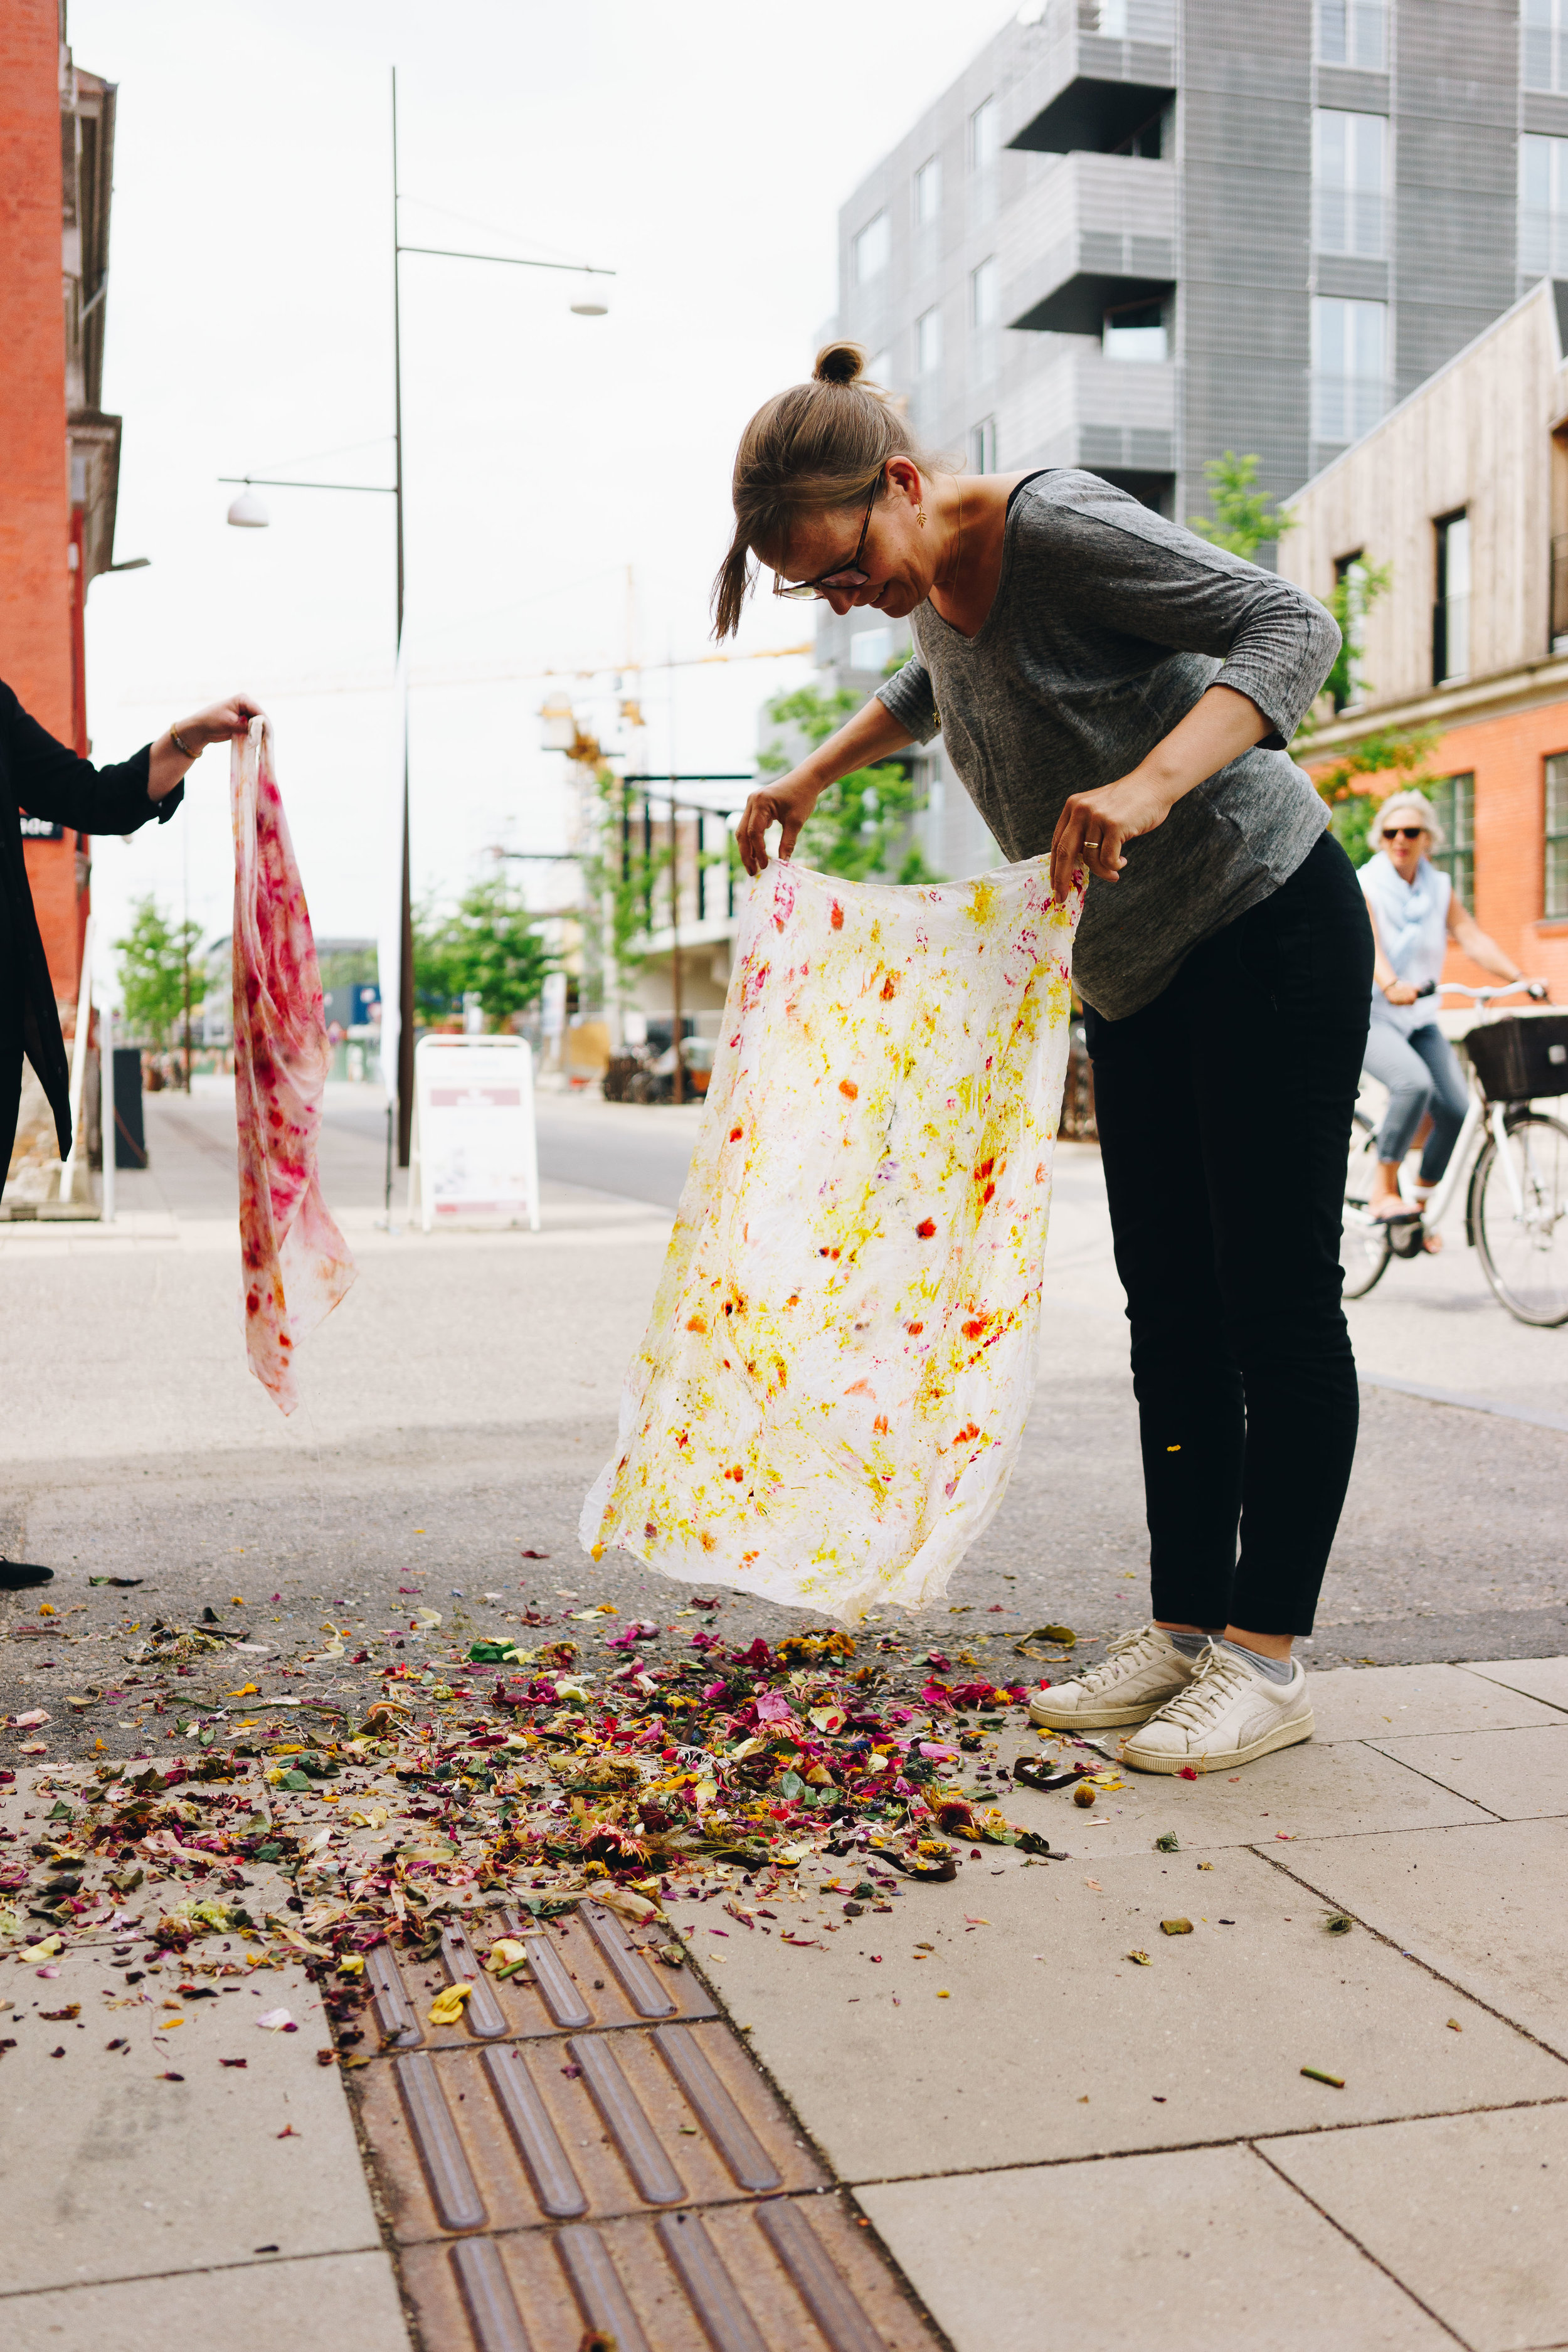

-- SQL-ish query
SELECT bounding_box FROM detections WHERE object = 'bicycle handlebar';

[1426,979,1550,1005]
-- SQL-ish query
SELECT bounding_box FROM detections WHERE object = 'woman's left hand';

[1050,772,1177,904]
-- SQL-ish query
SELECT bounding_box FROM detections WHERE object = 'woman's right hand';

[736,765,824,877]
[1382,977,1419,1006]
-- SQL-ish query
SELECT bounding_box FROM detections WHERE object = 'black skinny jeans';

[1082,832,1374,1638]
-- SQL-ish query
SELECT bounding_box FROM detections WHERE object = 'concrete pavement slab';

[688,1846,1562,2180]
[1463,1656,1568,1712]
[856,2143,1453,2352]
[1367,1724,1568,1820]
[1276,1818,1568,2059]
[0,1952,380,2294]
[1004,1734,1497,1855]
[1306,1662,1568,1742]
[1,2249,412,2352]
[1260,2102,1568,2352]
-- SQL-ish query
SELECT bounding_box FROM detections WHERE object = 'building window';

[971,257,999,331]
[970,416,997,474]
[867,348,893,386]
[1310,296,1387,443]
[1524,0,1568,95]
[1433,511,1471,686]
[1520,134,1568,275]
[849,625,894,675]
[853,212,889,285]
[1313,110,1387,258]
[1103,295,1167,361]
[1546,754,1568,919]
[1316,0,1387,68]
[1333,551,1370,712]
[970,97,999,175]
[914,156,942,226]
[1428,773,1475,904]
[916,305,943,374]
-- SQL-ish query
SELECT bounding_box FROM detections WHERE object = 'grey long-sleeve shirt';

[876,469,1340,1020]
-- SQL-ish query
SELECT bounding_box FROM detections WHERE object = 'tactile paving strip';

[349,1920,944,2351]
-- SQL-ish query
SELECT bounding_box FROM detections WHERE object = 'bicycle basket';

[1463,1013,1568,1101]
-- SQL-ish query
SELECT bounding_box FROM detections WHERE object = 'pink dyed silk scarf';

[230,716,355,1412]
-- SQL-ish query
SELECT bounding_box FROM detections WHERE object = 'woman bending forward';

[718,344,1370,1776]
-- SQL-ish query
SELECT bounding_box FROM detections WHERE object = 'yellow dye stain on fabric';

[580,855,1084,1621]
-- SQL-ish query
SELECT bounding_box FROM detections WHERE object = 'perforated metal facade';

[810,0,1551,876]
[825,0,1547,557]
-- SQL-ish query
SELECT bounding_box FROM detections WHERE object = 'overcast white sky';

[72,0,1015,975]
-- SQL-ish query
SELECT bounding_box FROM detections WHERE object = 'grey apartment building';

[808,0,1568,877]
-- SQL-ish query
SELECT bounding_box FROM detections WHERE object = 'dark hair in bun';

[813,340,871,388]
[711,342,952,638]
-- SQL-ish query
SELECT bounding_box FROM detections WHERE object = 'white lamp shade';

[226,487,271,528]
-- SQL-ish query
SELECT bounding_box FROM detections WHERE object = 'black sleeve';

[0,680,183,835]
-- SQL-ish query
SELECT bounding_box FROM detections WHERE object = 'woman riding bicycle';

[1361,791,1522,1236]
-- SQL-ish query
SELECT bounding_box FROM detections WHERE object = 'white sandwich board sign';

[408,1034,541,1232]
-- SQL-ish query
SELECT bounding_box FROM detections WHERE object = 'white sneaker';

[1120,1643,1314,1774]
[1027,1624,1198,1732]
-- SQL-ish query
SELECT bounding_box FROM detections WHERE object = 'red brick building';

[1279,278,1568,1004]
[0,0,124,1019]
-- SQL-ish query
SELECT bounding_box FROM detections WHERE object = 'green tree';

[1310,724,1440,866]
[114,894,204,1048]
[413,877,554,1030]
[1189,452,1284,562]
[759,683,935,884]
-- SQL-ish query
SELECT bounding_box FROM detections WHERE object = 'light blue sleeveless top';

[1359,850,1451,1036]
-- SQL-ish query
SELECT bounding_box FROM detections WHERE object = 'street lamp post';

[224,65,613,1168]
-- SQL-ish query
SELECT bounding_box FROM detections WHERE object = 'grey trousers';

[1362,1013,1470,1180]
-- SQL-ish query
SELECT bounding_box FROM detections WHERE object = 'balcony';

[1003,0,1176,159]
[1002,151,1175,336]
[998,341,1175,477]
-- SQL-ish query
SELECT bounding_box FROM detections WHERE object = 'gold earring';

[918,505,926,527]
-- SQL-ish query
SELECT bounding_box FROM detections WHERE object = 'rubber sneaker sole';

[1028,1691,1181,1732]
[1120,1706,1316,1774]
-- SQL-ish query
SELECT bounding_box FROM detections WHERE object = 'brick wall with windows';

[1350,702,1568,1000]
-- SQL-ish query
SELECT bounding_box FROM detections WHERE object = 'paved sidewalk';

[6,1660,1565,2349]
[674,1655,1568,2351]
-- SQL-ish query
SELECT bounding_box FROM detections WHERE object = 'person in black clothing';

[0,682,260,1588]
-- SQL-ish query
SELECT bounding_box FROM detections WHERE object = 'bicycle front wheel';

[1342,1110,1393,1299]
[1471,1111,1568,1327]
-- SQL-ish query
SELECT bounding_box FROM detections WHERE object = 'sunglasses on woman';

[772,480,879,601]
[1382,826,1426,842]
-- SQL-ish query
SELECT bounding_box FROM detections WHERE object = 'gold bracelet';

[168,723,198,760]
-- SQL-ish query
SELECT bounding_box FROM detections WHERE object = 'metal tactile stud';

[480,2043,588,2218]
[449,2235,534,2352]
[395,2052,487,2232]
[657,2209,769,2352]
[556,2223,654,2352]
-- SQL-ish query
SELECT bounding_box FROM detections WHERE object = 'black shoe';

[0,1560,54,1590]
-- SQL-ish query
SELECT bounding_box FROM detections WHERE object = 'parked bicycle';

[1343,980,1568,1325]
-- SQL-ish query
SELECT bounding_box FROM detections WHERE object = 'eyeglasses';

[1381,826,1427,842]
[772,479,879,601]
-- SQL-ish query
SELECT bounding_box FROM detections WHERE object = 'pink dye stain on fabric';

[230,717,355,1412]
